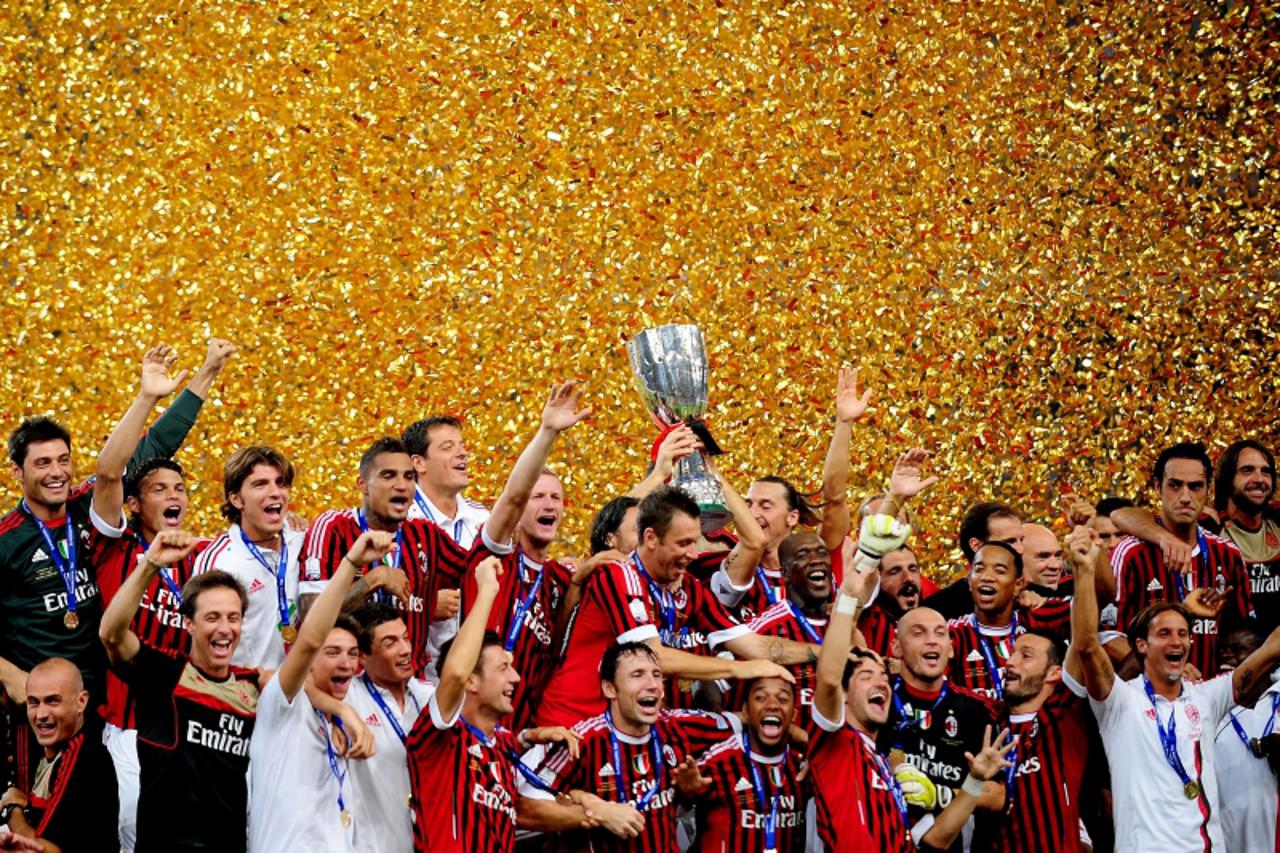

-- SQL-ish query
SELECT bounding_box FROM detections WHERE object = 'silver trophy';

[627,324,730,533]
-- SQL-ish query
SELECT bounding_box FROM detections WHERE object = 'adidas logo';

[365,714,380,727]
[734,777,752,792]
[1146,579,1164,593]
[598,763,616,778]
[31,548,48,564]
[966,650,984,662]
[468,744,484,759]
[248,579,265,593]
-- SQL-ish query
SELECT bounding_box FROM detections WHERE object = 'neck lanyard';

[316,712,351,827]
[1228,692,1280,758]
[606,709,664,810]
[1142,676,1201,798]
[239,528,292,636]
[360,673,418,745]
[892,677,950,734]
[460,717,557,794]
[504,551,547,653]
[138,534,183,606]
[1173,528,1211,601]
[21,501,79,627]
[755,567,781,607]
[632,551,683,646]
[415,490,464,542]
[855,728,909,822]
[786,600,825,644]
[356,511,405,605]
[1002,711,1038,811]
[742,729,783,853]
[975,613,1017,700]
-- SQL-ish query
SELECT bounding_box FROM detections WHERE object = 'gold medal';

[280,625,298,644]
[340,809,352,828]
[63,611,79,630]
[1183,780,1201,800]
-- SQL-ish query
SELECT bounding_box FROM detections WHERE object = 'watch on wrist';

[0,801,23,825]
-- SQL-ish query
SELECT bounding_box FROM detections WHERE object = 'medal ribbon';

[356,511,405,605]
[1173,528,1211,601]
[360,673,415,745]
[975,613,1017,700]
[1228,692,1280,756]
[21,501,79,619]
[1142,677,1199,793]
[316,712,350,824]
[856,729,909,822]
[742,729,782,853]
[755,567,781,607]
[504,551,547,653]
[240,528,291,634]
[138,535,183,606]
[891,677,950,735]
[605,709,664,810]
[460,718,558,794]
[414,490,464,542]
[786,601,825,644]
[632,551,685,647]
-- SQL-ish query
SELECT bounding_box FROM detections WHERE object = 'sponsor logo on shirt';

[365,714,380,727]
[1146,579,1164,592]
[186,712,251,757]
[248,579,265,594]
[31,548,48,563]
[944,715,959,738]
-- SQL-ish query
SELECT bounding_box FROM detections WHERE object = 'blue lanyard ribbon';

[414,490,465,542]
[891,677,950,735]
[1173,529,1211,601]
[786,601,825,644]
[356,511,405,605]
[857,729,909,822]
[975,613,1017,700]
[606,709,664,810]
[1229,692,1280,756]
[138,535,183,606]
[632,551,685,646]
[504,551,547,653]
[360,673,417,745]
[755,567,781,607]
[240,528,291,630]
[21,501,79,616]
[741,729,781,852]
[460,718,558,793]
[1142,677,1196,789]
[316,712,349,820]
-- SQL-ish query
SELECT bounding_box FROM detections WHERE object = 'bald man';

[1023,524,1070,592]
[0,659,118,851]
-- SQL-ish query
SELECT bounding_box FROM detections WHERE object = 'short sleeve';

[1090,675,1140,731]
[590,563,659,645]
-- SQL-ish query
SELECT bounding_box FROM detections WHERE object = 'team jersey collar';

[605,713,655,745]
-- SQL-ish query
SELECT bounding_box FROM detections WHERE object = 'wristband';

[960,775,985,797]
[835,594,861,616]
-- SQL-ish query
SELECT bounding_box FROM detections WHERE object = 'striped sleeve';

[192,533,232,575]
[299,511,358,594]
[591,562,658,643]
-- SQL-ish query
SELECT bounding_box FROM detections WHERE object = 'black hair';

[348,601,404,654]
[124,458,186,501]
[8,416,72,467]
[752,476,822,527]
[972,539,1024,577]
[1152,442,1212,487]
[1214,440,1276,514]
[600,641,660,683]
[402,416,463,457]
[636,486,700,541]
[589,496,641,555]
[359,437,411,479]
[958,502,1021,561]
[1019,629,1066,668]
[437,630,504,676]
[1095,496,1134,517]
[841,648,887,689]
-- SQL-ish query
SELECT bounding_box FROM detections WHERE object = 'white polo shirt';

[407,487,491,675]
[1214,680,1280,852]
[194,524,305,670]
[248,677,356,853]
[346,674,434,853]
[1091,672,1234,853]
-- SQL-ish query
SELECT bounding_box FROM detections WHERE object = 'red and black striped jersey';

[1113,527,1252,674]
[93,529,210,728]
[808,703,910,851]
[984,685,1091,853]
[947,604,1071,700]
[300,509,499,676]
[460,549,573,732]
[528,709,739,853]
[729,600,827,713]
[692,735,807,853]
[859,601,899,658]
[406,699,520,853]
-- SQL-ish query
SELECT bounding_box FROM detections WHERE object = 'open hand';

[140,344,189,399]
[541,381,591,433]
[836,366,873,423]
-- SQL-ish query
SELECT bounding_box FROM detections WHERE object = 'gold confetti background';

[2,0,1277,577]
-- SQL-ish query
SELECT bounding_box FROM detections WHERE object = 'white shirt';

[1214,681,1280,852]
[407,487,491,676]
[194,524,304,670]
[1091,673,1234,853]
[248,678,356,853]
[346,675,434,853]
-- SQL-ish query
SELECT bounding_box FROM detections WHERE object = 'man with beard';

[1110,443,1253,674]
[881,606,1005,850]
[1072,510,1280,853]
[947,542,1071,700]
[812,557,1013,851]
[860,546,925,657]
[248,529,397,852]
[1211,619,1280,852]
[1212,441,1280,631]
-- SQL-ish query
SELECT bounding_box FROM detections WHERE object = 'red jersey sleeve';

[299,511,359,591]
[588,561,658,643]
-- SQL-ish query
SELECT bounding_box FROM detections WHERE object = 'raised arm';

[818,367,872,551]
[878,450,938,527]
[100,531,200,667]
[706,457,767,586]
[276,530,393,701]
[485,382,590,545]
[1067,526,1115,701]
[919,726,1015,850]
[92,345,190,528]
[435,556,504,718]
[127,339,235,467]
[626,425,700,500]
[183,339,237,400]
[1233,623,1280,708]
[813,553,879,722]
